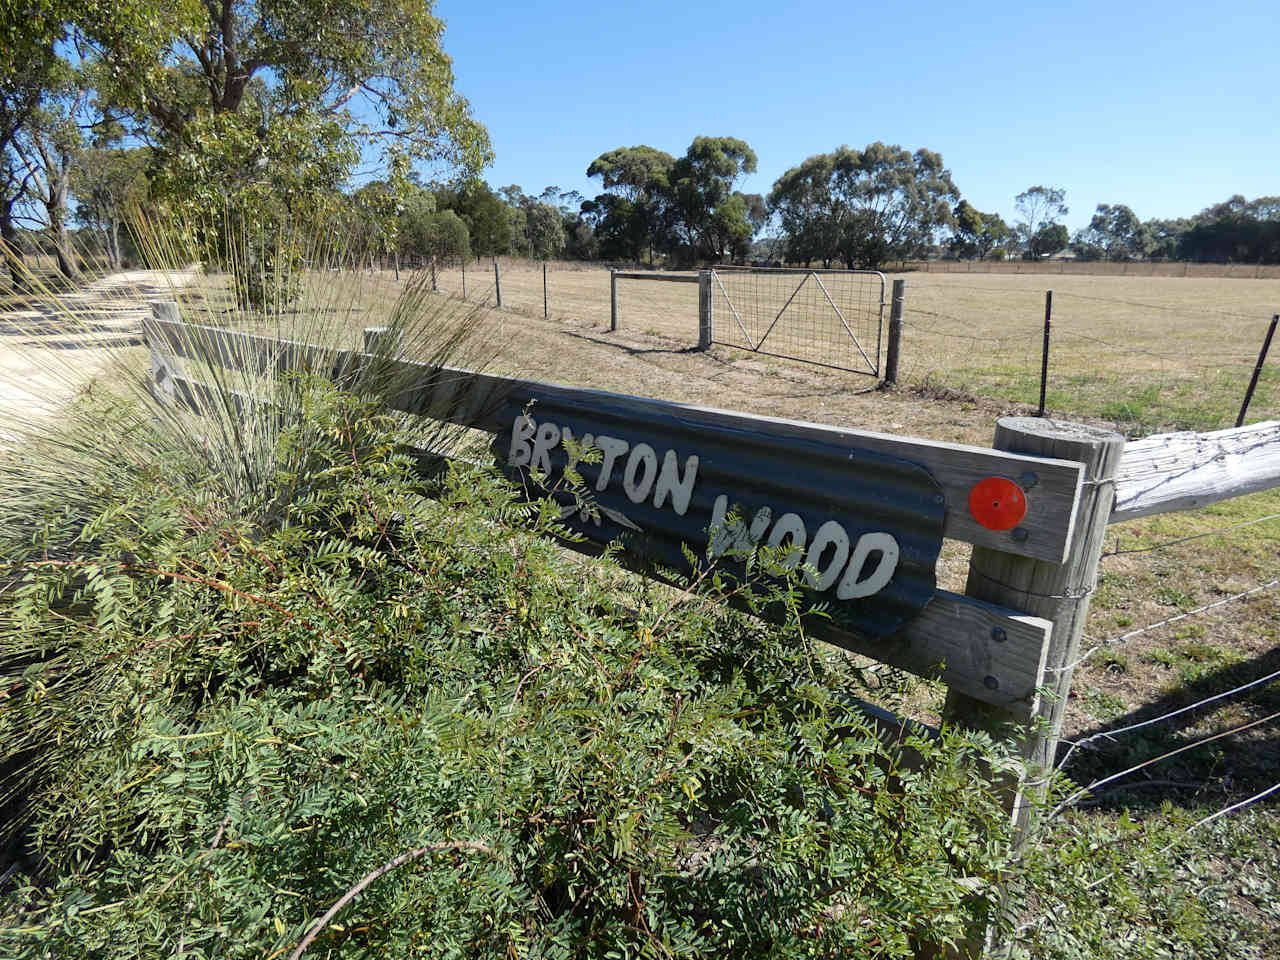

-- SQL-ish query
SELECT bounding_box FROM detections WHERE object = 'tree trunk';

[109,217,122,270]
[46,162,80,281]
[48,210,80,280]
[1,206,25,289]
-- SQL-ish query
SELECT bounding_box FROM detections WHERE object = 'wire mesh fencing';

[892,274,1280,432]
[709,266,886,375]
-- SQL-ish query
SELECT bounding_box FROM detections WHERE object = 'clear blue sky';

[432,0,1277,232]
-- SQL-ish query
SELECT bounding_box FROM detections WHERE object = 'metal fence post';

[1038,291,1053,417]
[883,278,905,386]
[610,270,619,332]
[1237,314,1278,427]
[697,270,713,349]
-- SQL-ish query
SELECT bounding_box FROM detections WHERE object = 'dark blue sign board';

[492,393,945,638]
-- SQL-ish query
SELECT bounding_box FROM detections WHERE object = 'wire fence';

[894,275,1280,432]
[895,259,1280,280]
[420,257,701,339]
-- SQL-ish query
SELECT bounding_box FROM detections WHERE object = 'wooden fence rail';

[144,302,1280,958]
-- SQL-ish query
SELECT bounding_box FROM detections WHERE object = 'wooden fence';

[144,302,1280,956]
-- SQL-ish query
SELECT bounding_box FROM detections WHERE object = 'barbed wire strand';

[1102,513,1280,557]
[1049,709,1280,821]
[1056,665,1280,773]
[913,280,1266,324]
[1189,780,1280,832]
[1055,576,1280,676]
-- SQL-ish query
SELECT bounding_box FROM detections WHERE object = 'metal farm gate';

[709,266,886,376]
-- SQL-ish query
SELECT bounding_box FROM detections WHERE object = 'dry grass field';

[8,260,1280,954]
[425,258,1280,433]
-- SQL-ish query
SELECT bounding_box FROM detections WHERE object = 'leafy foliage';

[768,144,959,269]
[0,381,1019,957]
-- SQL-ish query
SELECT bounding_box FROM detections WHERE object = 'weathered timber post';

[146,300,183,405]
[543,262,548,319]
[461,259,466,299]
[494,261,502,307]
[430,258,438,292]
[883,278,905,386]
[610,269,619,332]
[944,417,1124,956]
[697,270,713,349]
[363,325,403,357]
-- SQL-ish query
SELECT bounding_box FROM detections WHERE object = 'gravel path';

[0,268,198,420]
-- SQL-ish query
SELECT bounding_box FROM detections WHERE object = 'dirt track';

[0,269,197,420]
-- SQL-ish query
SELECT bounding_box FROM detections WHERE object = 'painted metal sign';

[492,392,945,639]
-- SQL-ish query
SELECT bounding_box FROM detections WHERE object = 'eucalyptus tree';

[1071,204,1148,261]
[949,200,1013,260]
[665,136,758,263]
[42,0,494,302]
[1014,186,1068,258]
[769,143,959,268]
[586,145,675,263]
[4,65,88,280]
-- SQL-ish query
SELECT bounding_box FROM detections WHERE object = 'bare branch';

[288,841,495,959]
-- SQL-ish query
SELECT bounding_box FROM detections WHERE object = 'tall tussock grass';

[0,218,1026,957]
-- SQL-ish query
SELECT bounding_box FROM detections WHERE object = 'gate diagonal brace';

[713,270,756,350]
[756,272,811,351]
[812,273,876,375]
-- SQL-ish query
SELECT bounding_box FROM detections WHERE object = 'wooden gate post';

[883,278,905,386]
[944,417,1124,953]
[697,270,713,350]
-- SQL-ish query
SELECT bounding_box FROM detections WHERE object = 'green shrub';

[0,382,1018,958]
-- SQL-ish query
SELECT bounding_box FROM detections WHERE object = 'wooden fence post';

[883,278,905,386]
[610,270,619,332]
[543,262,548,318]
[494,261,502,307]
[146,300,183,405]
[944,417,1124,952]
[697,270,713,349]
[363,326,403,357]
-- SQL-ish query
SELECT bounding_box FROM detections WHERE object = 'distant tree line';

[5,0,1277,298]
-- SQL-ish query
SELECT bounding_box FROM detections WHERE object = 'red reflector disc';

[968,477,1027,531]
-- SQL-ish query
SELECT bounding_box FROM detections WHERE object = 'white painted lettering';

[652,451,700,516]
[622,443,659,503]
[804,520,851,591]
[767,512,807,569]
[837,532,900,599]
[530,421,561,476]
[709,494,732,555]
[508,415,536,467]
[594,435,629,490]
[559,427,594,458]
[749,506,773,543]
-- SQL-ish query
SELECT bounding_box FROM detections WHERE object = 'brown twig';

[288,841,495,960]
